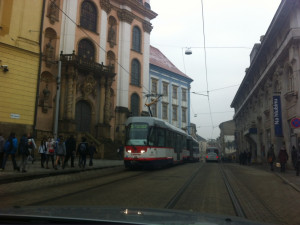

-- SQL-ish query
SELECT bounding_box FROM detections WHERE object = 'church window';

[80,1,97,32]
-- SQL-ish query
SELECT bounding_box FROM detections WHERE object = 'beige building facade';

[231,0,300,164]
[35,0,157,146]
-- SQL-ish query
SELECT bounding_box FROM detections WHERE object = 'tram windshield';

[126,123,149,146]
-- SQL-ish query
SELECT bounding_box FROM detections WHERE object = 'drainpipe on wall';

[53,59,61,140]
[33,0,46,138]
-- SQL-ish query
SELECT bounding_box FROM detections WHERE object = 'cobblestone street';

[1,162,300,224]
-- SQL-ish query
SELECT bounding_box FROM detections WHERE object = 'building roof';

[150,45,193,81]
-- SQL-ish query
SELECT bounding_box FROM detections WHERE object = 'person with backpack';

[1,132,19,171]
[278,142,289,172]
[77,137,88,169]
[18,133,29,172]
[55,135,66,170]
[27,133,36,164]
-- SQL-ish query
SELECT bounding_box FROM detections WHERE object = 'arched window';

[80,1,97,32]
[131,59,140,86]
[131,93,140,116]
[132,26,141,52]
[78,39,95,61]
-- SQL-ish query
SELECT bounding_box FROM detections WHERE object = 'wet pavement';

[0,156,124,184]
[1,157,300,195]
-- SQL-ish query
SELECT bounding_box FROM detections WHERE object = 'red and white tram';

[124,117,195,169]
[187,136,200,162]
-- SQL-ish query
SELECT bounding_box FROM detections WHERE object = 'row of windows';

[151,79,187,101]
[151,104,187,122]
[148,127,187,150]
[80,1,142,53]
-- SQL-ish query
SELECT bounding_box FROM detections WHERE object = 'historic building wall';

[35,0,157,145]
[231,0,300,165]
[0,0,43,137]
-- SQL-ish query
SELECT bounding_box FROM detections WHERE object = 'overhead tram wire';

[50,0,151,95]
[200,0,214,139]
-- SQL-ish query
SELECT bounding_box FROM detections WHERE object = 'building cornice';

[100,0,112,14]
[117,9,134,24]
[112,0,157,20]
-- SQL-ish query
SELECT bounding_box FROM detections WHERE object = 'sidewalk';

[0,157,124,184]
[250,163,300,193]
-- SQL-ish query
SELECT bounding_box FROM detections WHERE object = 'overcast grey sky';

[149,0,281,140]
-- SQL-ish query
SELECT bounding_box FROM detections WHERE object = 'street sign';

[291,117,300,128]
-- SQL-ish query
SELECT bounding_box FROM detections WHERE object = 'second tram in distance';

[124,117,199,169]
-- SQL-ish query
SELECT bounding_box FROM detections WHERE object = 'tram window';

[148,127,156,146]
[157,128,166,147]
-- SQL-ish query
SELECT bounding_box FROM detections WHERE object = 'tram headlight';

[141,150,145,153]
[128,150,132,153]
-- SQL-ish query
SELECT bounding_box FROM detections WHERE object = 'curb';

[274,172,300,193]
[0,164,124,185]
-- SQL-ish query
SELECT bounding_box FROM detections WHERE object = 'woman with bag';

[39,137,47,168]
[46,136,55,169]
[278,142,288,172]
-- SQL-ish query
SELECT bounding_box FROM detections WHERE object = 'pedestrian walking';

[64,135,76,168]
[88,141,97,166]
[55,136,66,169]
[267,144,276,171]
[38,137,47,168]
[291,145,297,169]
[247,150,252,165]
[46,136,55,169]
[278,142,288,172]
[77,137,88,169]
[18,133,29,172]
[117,144,124,160]
[0,133,5,168]
[295,145,300,176]
[27,133,37,164]
[1,132,19,171]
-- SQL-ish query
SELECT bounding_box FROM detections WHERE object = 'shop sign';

[273,96,283,137]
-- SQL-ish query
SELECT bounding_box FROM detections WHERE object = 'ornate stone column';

[104,77,113,124]
[99,76,106,123]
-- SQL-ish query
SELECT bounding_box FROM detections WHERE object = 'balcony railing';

[60,51,115,74]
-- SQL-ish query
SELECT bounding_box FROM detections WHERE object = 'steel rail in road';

[28,170,148,206]
[219,164,246,218]
[164,163,205,209]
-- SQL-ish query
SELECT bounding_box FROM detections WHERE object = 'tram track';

[219,164,285,224]
[24,170,149,207]
[164,163,204,209]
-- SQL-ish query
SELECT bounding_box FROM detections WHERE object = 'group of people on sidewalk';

[0,132,97,173]
[267,142,300,176]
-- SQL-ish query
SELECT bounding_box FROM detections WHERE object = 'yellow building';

[0,0,43,137]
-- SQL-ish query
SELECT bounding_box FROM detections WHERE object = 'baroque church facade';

[35,0,157,144]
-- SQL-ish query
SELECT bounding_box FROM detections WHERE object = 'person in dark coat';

[77,137,88,169]
[296,145,300,176]
[1,132,19,171]
[278,142,288,172]
[291,145,297,169]
[88,141,97,166]
[267,144,276,171]
[18,134,29,172]
[64,135,76,168]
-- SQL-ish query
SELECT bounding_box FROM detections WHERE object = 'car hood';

[0,206,273,225]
